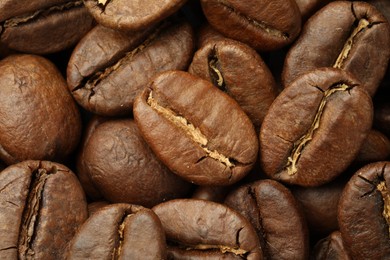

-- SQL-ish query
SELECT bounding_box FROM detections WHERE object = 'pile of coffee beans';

[0,0,389,259]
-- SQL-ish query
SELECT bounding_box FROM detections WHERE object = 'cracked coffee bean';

[260,67,373,187]
[338,161,390,259]
[67,21,194,116]
[134,70,258,186]
[0,54,81,165]
[200,0,301,51]
[0,0,94,54]
[0,160,88,260]
[224,179,309,259]
[84,0,187,32]
[189,38,278,131]
[283,1,390,96]
[67,203,166,259]
[152,199,263,259]
[311,231,351,260]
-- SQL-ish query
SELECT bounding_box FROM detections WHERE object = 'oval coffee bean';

[0,0,94,54]
[134,71,258,186]
[189,38,278,131]
[67,203,166,259]
[225,179,309,259]
[283,1,390,96]
[68,21,194,116]
[200,0,301,51]
[0,54,81,165]
[338,161,390,259]
[0,160,88,260]
[312,231,351,260]
[260,67,373,187]
[152,199,263,259]
[84,0,187,32]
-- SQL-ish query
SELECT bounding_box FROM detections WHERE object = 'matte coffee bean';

[260,68,373,187]
[225,180,309,259]
[283,1,390,96]
[370,0,390,23]
[0,0,94,54]
[134,70,258,186]
[152,199,263,259]
[0,160,88,260]
[200,0,301,51]
[87,201,109,217]
[312,231,351,260]
[0,54,81,165]
[338,161,390,259]
[84,0,187,32]
[67,203,166,259]
[189,38,278,131]
[68,21,194,116]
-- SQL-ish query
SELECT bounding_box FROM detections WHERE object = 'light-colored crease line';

[377,181,390,236]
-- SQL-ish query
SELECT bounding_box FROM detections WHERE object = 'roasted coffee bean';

[200,0,301,51]
[312,231,351,260]
[84,0,187,32]
[67,21,194,116]
[191,185,231,203]
[81,118,192,208]
[134,70,258,186]
[354,129,390,165]
[152,199,263,259]
[0,160,88,260]
[225,179,309,259]
[67,203,166,259]
[260,67,373,187]
[196,23,227,48]
[189,38,278,131]
[0,54,81,165]
[295,0,333,21]
[338,161,390,259]
[87,201,109,217]
[370,0,390,23]
[0,0,94,54]
[283,1,390,96]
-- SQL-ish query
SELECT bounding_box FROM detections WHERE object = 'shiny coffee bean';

[0,0,94,54]
[260,67,373,187]
[67,203,166,259]
[338,161,390,259]
[0,54,81,165]
[0,160,88,260]
[283,1,390,96]
[134,70,258,186]
[153,199,263,259]
[312,231,351,260]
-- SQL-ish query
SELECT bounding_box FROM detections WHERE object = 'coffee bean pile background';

[0,0,389,259]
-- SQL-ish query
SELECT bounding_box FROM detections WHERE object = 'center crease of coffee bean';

[377,181,390,235]
[285,84,351,176]
[208,49,226,91]
[191,244,248,255]
[217,0,288,39]
[112,213,132,260]
[147,91,235,168]
[18,168,51,259]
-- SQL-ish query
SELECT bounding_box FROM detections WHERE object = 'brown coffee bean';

[0,160,88,260]
[134,70,258,186]
[312,231,351,260]
[81,118,192,208]
[87,201,109,217]
[0,0,94,54]
[260,67,373,187]
[67,203,166,259]
[295,0,333,21]
[200,0,301,51]
[191,185,231,203]
[84,0,187,32]
[152,199,263,259]
[283,1,390,96]
[189,38,278,131]
[370,0,390,23]
[0,54,81,165]
[67,21,194,116]
[338,161,390,259]
[354,129,390,165]
[225,179,309,259]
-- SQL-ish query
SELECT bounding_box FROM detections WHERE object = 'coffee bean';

[134,70,258,186]
[260,67,373,186]
[225,179,309,259]
[354,129,390,165]
[191,185,231,203]
[312,231,351,260]
[0,0,94,54]
[0,54,81,165]
[67,203,166,259]
[0,160,88,260]
[152,199,263,259]
[338,161,390,259]
[67,21,194,116]
[294,0,333,21]
[200,0,301,51]
[283,1,390,96]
